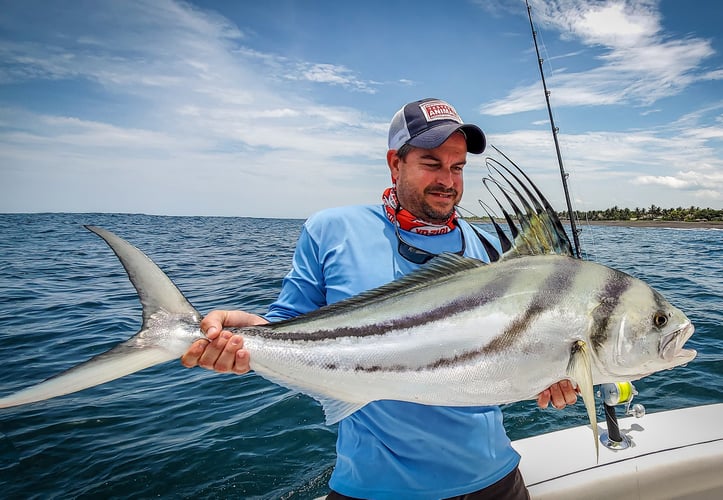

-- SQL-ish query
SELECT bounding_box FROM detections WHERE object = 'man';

[182,98,577,499]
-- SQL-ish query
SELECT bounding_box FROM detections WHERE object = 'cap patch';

[419,100,462,124]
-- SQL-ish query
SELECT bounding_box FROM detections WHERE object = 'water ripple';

[0,214,720,498]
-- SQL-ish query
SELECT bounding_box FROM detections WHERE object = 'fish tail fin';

[84,226,202,327]
[0,227,203,409]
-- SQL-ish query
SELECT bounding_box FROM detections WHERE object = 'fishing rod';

[523,3,651,450]
[525,0,582,259]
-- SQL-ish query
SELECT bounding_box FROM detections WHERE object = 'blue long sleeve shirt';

[264,204,520,499]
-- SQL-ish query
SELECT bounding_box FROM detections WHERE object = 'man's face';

[388,132,467,224]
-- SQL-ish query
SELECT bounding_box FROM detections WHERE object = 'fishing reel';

[601,382,646,418]
[597,382,646,450]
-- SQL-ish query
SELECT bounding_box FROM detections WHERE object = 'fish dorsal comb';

[476,146,574,260]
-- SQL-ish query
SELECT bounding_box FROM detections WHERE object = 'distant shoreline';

[569,219,723,229]
[465,218,723,229]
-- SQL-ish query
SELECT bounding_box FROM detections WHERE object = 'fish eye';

[653,311,668,329]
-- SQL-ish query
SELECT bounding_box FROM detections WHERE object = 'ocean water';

[0,213,720,499]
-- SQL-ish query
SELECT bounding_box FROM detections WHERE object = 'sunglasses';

[394,217,466,264]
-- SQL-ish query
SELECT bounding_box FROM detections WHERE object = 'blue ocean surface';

[0,213,721,499]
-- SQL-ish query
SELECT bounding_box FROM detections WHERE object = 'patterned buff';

[382,186,457,236]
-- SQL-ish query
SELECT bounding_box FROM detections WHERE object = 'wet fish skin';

[242,252,696,424]
[0,227,695,437]
[0,150,700,463]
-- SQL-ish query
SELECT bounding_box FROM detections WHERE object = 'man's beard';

[419,187,459,222]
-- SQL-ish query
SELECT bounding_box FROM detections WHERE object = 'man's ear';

[387,149,400,182]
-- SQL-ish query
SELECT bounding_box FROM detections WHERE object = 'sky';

[1,0,722,218]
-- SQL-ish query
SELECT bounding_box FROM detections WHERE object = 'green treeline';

[558,205,723,222]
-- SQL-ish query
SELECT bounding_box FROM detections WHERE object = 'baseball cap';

[387,98,486,154]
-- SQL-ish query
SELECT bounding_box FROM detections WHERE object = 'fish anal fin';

[249,366,366,425]
[566,340,599,462]
[320,398,366,425]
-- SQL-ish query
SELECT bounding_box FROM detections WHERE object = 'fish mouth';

[660,322,696,364]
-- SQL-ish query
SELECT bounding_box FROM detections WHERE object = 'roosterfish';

[0,153,696,460]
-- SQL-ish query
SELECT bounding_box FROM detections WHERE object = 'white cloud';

[291,63,377,93]
[0,0,720,216]
[0,0,393,217]
[632,172,721,203]
[467,1,723,211]
[633,175,695,189]
[478,122,723,212]
[482,0,717,113]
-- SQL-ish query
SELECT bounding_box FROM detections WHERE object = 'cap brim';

[407,123,486,154]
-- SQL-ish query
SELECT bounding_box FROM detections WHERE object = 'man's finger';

[214,335,245,372]
[536,388,551,409]
[181,338,211,368]
[233,349,251,374]
[560,380,578,406]
[198,331,232,370]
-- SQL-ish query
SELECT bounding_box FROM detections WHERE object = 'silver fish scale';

[243,256,605,404]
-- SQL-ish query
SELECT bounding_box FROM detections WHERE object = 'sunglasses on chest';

[392,212,501,265]
[393,217,466,265]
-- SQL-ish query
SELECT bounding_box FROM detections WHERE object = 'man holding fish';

[182,98,578,499]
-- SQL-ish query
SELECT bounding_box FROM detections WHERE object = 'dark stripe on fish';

[255,257,587,376]
[352,260,580,374]
[355,347,488,373]
[255,276,515,342]
[590,270,633,353]
[482,258,579,354]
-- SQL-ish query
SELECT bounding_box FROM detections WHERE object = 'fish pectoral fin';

[318,397,366,425]
[566,340,599,462]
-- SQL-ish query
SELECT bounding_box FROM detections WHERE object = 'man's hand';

[181,310,268,374]
[537,380,578,409]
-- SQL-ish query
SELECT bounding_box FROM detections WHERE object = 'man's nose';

[435,167,454,186]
